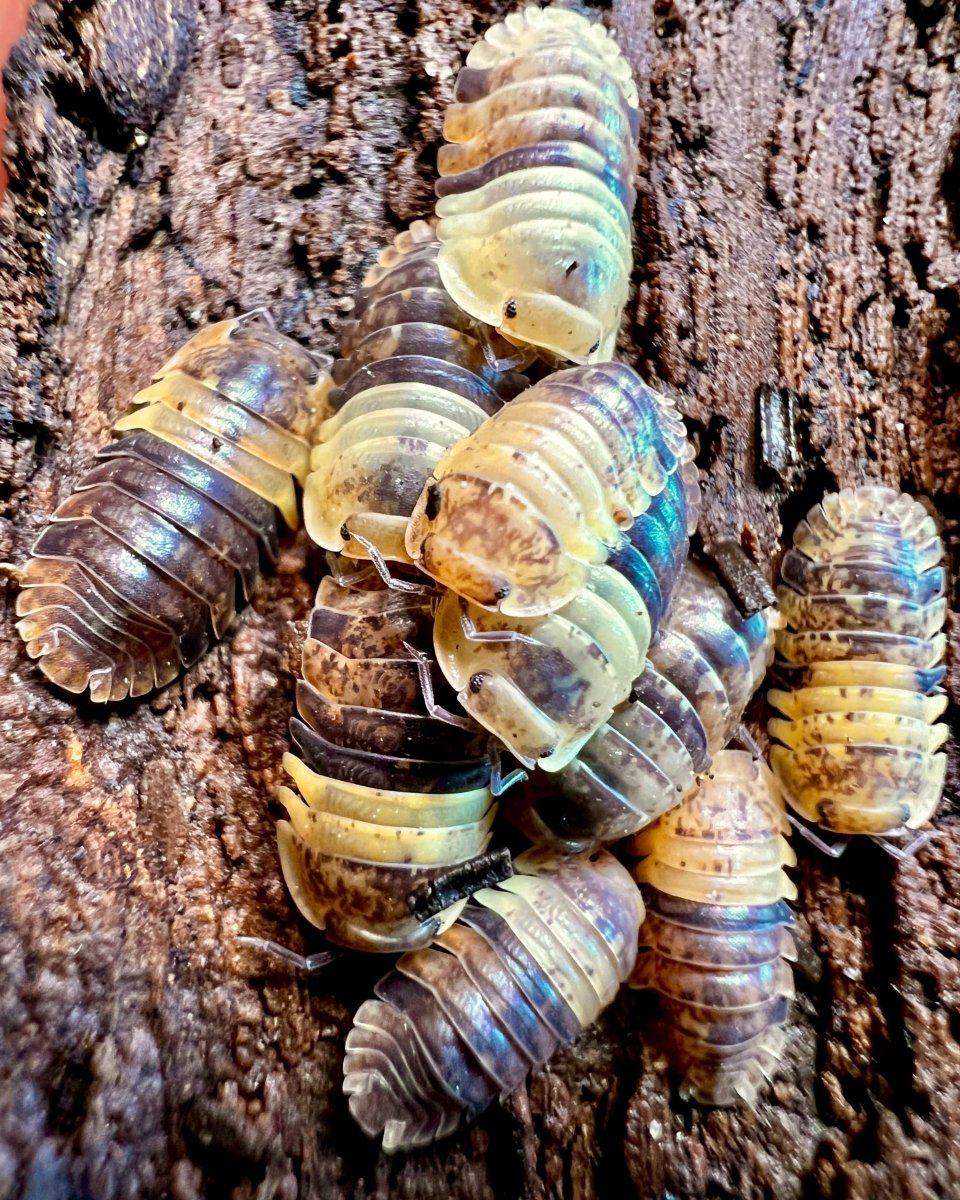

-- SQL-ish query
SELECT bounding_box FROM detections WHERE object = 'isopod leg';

[734,724,764,759]
[237,935,341,973]
[237,307,278,330]
[458,607,539,647]
[786,813,850,859]
[871,827,945,862]
[402,640,475,730]
[339,526,432,594]
[472,320,538,374]
[489,742,528,796]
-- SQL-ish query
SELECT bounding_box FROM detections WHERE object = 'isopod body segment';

[436,5,640,362]
[343,848,644,1151]
[16,314,326,701]
[768,486,949,837]
[631,751,797,1105]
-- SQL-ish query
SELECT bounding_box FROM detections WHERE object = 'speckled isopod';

[275,563,501,953]
[343,848,644,1152]
[15,314,326,701]
[768,485,949,837]
[631,751,797,1105]
[436,5,640,362]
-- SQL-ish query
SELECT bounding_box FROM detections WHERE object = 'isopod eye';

[504,299,518,319]
[494,584,511,600]
[424,483,442,521]
[340,522,351,541]
[469,673,485,694]
[588,340,600,355]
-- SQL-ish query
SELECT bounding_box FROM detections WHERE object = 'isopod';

[436,5,639,362]
[276,563,501,952]
[510,557,779,849]
[432,562,653,771]
[303,221,529,565]
[343,847,644,1151]
[768,485,948,837]
[15,314,326,701]
[406,361,700,618]
[631,751,797,1105]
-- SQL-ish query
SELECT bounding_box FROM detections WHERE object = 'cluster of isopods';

[15,3,950,1156]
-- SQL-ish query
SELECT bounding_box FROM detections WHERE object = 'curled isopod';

[768,485,949,837]
[406,361,700,618]
[510,557,779,849]
[343,847,644,1152]
[436,5,639,361]
[432,562,653,771]
[276,565,504,952]
[631,751,797,1105]
[303,221,529,566]
[16,314,327,702]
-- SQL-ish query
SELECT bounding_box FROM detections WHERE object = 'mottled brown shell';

[343,849,644,1151]
[278,568,497,953]
[768,485,948,836]
[631,751,797,1106]
[16,315,327,701]
[436,5,639,361]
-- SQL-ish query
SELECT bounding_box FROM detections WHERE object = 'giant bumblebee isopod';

[303,221,529,566]
[510,558,779,849]
[343,848,644,1151]
[15,314,326,701]
[406,361,700,618]
[436,5,639,362]
[631,751,797,1105]
[768,486,948,837]
[275,563,501,953]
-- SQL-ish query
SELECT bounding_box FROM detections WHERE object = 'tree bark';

[0,1,958,1197]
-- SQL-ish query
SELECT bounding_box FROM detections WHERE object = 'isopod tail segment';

[629,751,798,1106]
[15,313,329,702]
[504,556,780,851]
[303,220,531,567]
[767,485,949,842]
[435,5,640,362]
[276,564,515,953]
[406,360,700,620]
[343,847,644,1152]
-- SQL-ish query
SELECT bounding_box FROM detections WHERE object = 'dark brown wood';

[0,0,958,1197]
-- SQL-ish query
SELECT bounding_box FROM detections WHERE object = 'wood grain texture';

[0,0,958,1197]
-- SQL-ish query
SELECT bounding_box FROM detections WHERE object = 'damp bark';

[0,1,959,1197]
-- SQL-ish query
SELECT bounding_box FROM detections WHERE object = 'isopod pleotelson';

[16,315,326,701]
[768,486,949,837]
[632,751,797,1105]
[510,558,779,849]
[406,361,700,618]
[304,221,529,565]
[436,5,639,362]
[276,565,501,952]
[343,848,644,1152]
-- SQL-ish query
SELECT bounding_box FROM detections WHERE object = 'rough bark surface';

[0,0,958,1197]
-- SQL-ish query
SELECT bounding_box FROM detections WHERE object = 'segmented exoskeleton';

[509,558,779,849]
[632,751,797,1105]
[343,848,643,1151]
[16,315,326,701]
[436,5,639,362]
[768,486,949,837]
[304,221,529,566]
[406,361,700,618]
[276,563,503,952]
